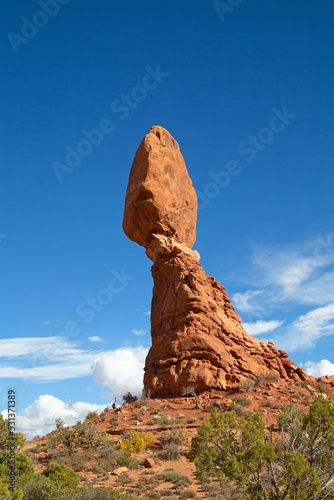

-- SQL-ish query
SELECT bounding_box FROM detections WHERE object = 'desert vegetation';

[1,379,333,499]
[190,395,334,499]
[0,412,134,499]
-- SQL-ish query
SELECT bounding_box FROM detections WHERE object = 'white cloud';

[132,329,148,336]
[0,336,149,403]
[274,304,334,352]
[88,336,104,343]
[304,359,334,378]
[0,337,101,382]
[1,395,107,440]
[92,346,148,401]
[0,337,80,358]
[232,234,334,315]
[230,235,334,354]
[0,361,95,382]
[143,311,151,316]
[0,337,102,382]
[232,290,263,314]
[243,320,284,336]
[296,271,334,306]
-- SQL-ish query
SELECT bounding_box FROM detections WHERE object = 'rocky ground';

[22,375,333,499]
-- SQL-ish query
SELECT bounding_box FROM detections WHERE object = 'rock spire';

[123,126,310,396]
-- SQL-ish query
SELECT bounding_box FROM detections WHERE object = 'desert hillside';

[19,375,333,499]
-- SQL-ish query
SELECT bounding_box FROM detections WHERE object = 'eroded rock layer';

[143,237,309,396]
[123,126,311,397]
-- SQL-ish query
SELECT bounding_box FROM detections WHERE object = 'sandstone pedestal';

[143,236,308,396]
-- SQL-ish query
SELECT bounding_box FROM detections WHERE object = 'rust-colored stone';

[123,126,197,249]
[145,458,155,468]
[142,245,309,396]
[123,126,312,397]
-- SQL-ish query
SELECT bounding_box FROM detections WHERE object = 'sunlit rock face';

[123,126,197,250]
[123,126,310,396]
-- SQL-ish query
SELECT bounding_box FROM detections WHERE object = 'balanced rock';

[123,126,311,396]
[123,126,197,249]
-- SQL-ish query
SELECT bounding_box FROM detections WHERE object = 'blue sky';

[1,0,334,438]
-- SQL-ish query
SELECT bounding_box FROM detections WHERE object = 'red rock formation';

[123,126,311,397]
[318,375,334,388]
[123,126,197,250]
[142,236,309,396]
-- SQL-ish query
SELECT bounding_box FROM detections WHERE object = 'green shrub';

[24,479,133,499]
[267,371,279,383]
[115,473,134,486]
[0,451,35,484]
[69,450,91,471]
[115,449,139,469]
[297,380,309,388]
[191,397,334,499]
[314,380,332,397]
[44,462,79,488]
[254,374,265,388]
[85,411,99,424]
[238,379,254,393]
[231,396,251,407]
[0,414,26,450]
[22,475,66,500]
[145,492,160,499]
[162,426,187,445]
[76,485,132,499]
[156,470,192,486]
[179,489,197,499]
[0,480,11,500]
[159,443,182,461]
[160,488,174,496]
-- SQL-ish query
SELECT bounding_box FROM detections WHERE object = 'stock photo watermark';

[23,267,135,382]
[286,235,334,291]
[241,234,334,325]
[0,233,8,245]
[7,389,17,492]
[196,106,296,209]
[7,0,71,54]
[51,267,135,337]
[51,64,169,183]
[213,0,243,22]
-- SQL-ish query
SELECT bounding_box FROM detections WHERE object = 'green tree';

[277,396,334,498]
[190,396,334,499]
[0,451,35,482]
[73,420,99,449]
[0,479,11,500]
[44,462,79,489]
[190,408,275,498]
[0,413,26,449]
